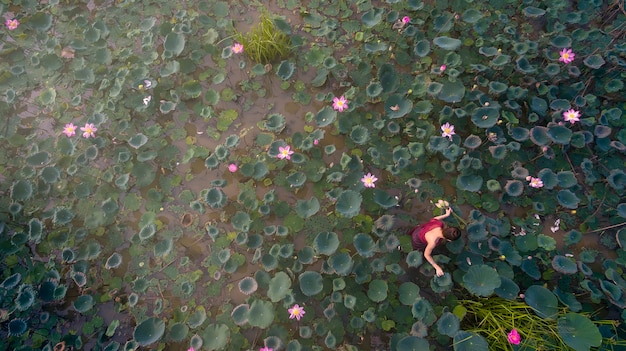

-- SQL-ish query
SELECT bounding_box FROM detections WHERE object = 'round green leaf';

[433,36,462,50]
[247,299,275,328]
[462,264,501,297]
[558,313,602,351]
[298,271,323,296]
[201,324,230,350]
[524,285,558,319]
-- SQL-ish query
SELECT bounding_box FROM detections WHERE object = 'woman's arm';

[423,241,444,277]
[434,207,452,221]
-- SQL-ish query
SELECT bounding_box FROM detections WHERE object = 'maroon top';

[409,218,444,250]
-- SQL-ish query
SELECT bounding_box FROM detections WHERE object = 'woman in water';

[409,207,461,276]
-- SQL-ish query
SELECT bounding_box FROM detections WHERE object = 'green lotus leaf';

[276,60,296,80]
[456,174,483,192]
[73,294,94,313]
[298,271,323,296]
[267,272,292,302]
[205,188,227,209]
[8,203,22,216]
[427,82,443,96]
[555,171,576,188]
[350,125,370,144]
[544,63,561,76]
[410,101,432,115]
[105,252,123,269]
[34,85,57,107]
[600,280,622,301]
[528,126,551,146]
[353,233,376,257]
[201,323,229,350]
[296,246,315,264]
[385,94,413,118]
[406,250,424,268]
[463,264,501,297]
[594,125,611,138]
[335,190,362,218]
[471,107,499,128]
[1,273,21,290]
[262,113,286,132]
[11,180,33,201]
[466,222,487,242]
[557,189,580,209]
[488,145,507,160]
[61,248,76,264]
[374,214,395,233]
[154,238,173,258]
[462,8,483,23]
[524,6,546,17]
[488,81,508,95]
[437,312,460,337]
[330,252,354,276]
[493,54,512,67]
[366,81,383,98]
[558,313,602,350]
[583,54,605,69]
[366,279,388,302]
[396,336,430,350]
[39,166,60,184]
[231,304,249,326]
[503,180,523,196]
[164,32,185,56]
[453,331,489,351]
[294,197,319,219]
[8,319,28,337]
[166,322,188,342]
[231,211,251,232]
[461,135,481,149]
[525,285,558,319]
[138,223,156,241]
[438,80,465,103]
[286,340,302,351]
[236,276,258,296]
[373,189,399,209]
[378,63,399,93]
[547,125,573,145]
[494,277,520,300]
[509,127,529,141]
[433,36,462,50]
[361,7,383,27]
[608,169,626,190]
[316,105,337,127]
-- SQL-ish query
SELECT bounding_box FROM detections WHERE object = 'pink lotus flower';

[313,139,319,145]
[187,348,195,351]
[232,42,244,54]
[5,19,19,30]
[63,123,77,137]
[440,64,447,72]
[288,304,305,321]
[562,109,580,124]
[441,122,455,140]
[527,176,544,188]
[559,48,575,64]
[80,123,97,138]
[228,163,238,172]
[277,145,294,160]
[507,329,521,345]
[332,95,348,112]
[260,347,273,351]
[402,16,410,24]
[361,173,378,188]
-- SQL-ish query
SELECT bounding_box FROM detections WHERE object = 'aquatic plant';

[234,12,291,64]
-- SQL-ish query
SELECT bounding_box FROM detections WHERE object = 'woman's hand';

[435,265,445,277]
[445,207,452,217]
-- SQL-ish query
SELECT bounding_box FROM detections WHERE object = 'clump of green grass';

[235,13,291,64]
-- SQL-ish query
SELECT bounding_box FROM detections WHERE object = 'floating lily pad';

[558,313,602,350]
[298,271,323,296]
[453,331,489,351]
[277,60,296,80]
[385,94,412,118]
[335,190,362,218]
[463,264,501,297]
[525,285,558,319]
[433,36,462,50]
[201,324,230,350]
[471,107,500,128]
